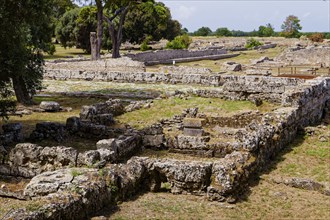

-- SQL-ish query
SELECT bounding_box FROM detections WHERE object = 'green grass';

[44,44,89,60]
[44,44,130,60]
[272,129,330,183]
[116,97,274,129]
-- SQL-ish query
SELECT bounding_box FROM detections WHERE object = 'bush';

[140,36,152,51]
[140,42,149,51]
[165,35,192,49]
[244,38,263,49]
[308,33,324,43]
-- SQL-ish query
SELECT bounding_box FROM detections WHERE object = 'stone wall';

[44,70,223,86]
[2,73,329,219]
[275,46,330,67]
[159,66,212,75]
[46,57,145,73]
[207,77,330,200]
[126,48,227,63]
[44,70,305,103]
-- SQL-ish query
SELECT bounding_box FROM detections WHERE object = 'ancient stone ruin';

[1,40,329,219]
[1,71,329,219]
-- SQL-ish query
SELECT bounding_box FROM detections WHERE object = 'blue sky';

[160,0,330,32]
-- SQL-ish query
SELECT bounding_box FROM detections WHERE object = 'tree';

[181,27,189,35]
[231,30,246,37]
[0,82,16,119]
[75,6,98,53]
[123,1,181,44]
[258,23,274,37]
[76,0,104,59]
[214,27,232,37]
[281,15,302,38]
[55,8,80,48]
[52,0,77,20]
[0,0,54,105]
[193,27,212,36]
[165,34,192,49]
[103,0,143,58]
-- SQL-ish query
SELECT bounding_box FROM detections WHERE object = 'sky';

[159,0,330,32]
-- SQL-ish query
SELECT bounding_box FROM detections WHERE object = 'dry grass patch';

[101,180,330,220]
[0,197,45,218]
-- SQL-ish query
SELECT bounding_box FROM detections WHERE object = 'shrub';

[140,41,150,51]
[165,34,192,49]
[244,38,263,49]
[308,33,324,43]
[140,36,152,51]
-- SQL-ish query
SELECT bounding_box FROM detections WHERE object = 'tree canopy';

[214,27,232,37]
[0,0,54,105]
[257,23,275,37]
[56,0,181,57]
[281,15,302,38]
[123,1,180,44]
[193,27,212,36]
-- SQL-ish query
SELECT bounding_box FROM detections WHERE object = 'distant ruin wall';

[44,70,305,94]
[126,48,227,63]
[275,47,330,67]
[45,57,146,73]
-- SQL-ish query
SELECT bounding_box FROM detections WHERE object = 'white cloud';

[303,12,311,18]
[173,5,196,20]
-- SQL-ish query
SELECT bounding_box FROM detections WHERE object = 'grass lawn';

[44,44,89,60]
[116,97,275,129]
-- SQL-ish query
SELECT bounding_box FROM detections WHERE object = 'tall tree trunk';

[96,0,103,59]
[12,75,32,105]
[114,7,129,58]
[107,21,118,58]
[104,6,129,58]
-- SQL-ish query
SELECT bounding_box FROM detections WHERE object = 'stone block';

[39,101,60,112]
[183,128,205,137]
[66,117,81,133]
[2,123,22,132]
[77,150,101,166]
[142,134,165,149]
[176,135,210,150]
[183,118,206,128]
[96,139,116,150]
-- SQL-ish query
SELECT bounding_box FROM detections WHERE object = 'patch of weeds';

[110,185,118,194]
[305,148,329,159]
[98,168,106,177]
[71,186,83,194]
[70,169,82,177]
[25,202,42,212]
[280,164,298,175]
[160,182,171,191]
[312,166,329,182]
